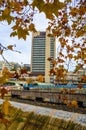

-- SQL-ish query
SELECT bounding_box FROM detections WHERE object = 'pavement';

[0,99,86,125]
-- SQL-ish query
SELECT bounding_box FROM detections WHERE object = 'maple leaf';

[29,23,36,32]
[47,57,52,61]
[2,118,10,127]
[68,54,73,59]
[1,88,8,99]
[10,31,17,37]
[70,8,79,16]
[59,52,64,57]
[50,69,56,75]
[36,75,44,82]
[12,25,18,30]
[0,50,3,55]
[0,112,3,119]
[77,83,83,89]
[84,60,86,64]
[51,60,57,66]
[53,0,65,16]
[65,27,71,36]
[17,27,29,40]
[69,89,76,94]
[2,100,11,115]
[58,58,64,63]
[24,0,28,5]
[79,6,86,15]
[2,8,10,18]
[7,45,13,50]
[58,95,62,100]
[71,100,78,107]
[31,0,44,11]
[42,3,53,19]
[63,99,68,104]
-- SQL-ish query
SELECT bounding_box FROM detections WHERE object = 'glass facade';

[31,31,56,80]
[32,33,45,75]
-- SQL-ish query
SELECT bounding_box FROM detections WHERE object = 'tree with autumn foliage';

[20,67,28,75]
[80,75,86,83]
[36,75,44,82]
[26,77,34,84]
[2,67,11,78]
[0,67,11,85]
[0,67,11,98]
[13,71,20,79]
[0,0,85,81]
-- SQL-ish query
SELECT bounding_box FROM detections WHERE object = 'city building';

[31,30,56,83]
[0,61,20,71]
[23,64,31,71]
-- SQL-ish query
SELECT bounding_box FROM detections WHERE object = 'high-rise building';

[31,30,56,83]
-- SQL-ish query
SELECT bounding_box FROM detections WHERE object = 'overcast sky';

[0,12,48,65]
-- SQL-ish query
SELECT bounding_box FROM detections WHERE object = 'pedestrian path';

[0,99,86,125]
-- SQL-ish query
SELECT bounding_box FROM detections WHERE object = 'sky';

[0,12,48,65]
[0,1,79,71]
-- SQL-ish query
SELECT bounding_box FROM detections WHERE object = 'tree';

[20,67,28,75]
[0,67,11,85]
[36,75,44,82]
[0,0,85,79]
[2,67,11,78]
[1,88,8,99]
[26,77,34,84]
[13,71,20,79]
[80,75,86,83]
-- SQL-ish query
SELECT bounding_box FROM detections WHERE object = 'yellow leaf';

[10,31,17,37]
[36,75,44,82]
[2,8,10,17]
[0,50,3,55]
[68,54,73,59]
[24,0,28,5]
[7,45,13,50]
[53,1,65,16]
[17,27,29,40]
[29,23,35,31]
[31,0,44,11]
[51,60,57,66]
[2,100,11,115]
[42,3,53,19]
[70,8,79,16]
[71,100,78,107]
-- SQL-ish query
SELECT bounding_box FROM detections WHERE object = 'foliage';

[47,58,68,83]
[0,67,12,86]
[36,75,44,82]
[0,88,8,99]
[2,100,11,115]
[0,0,85,113]
[0,0,85,79]
[20,67,28,74]
[80,76,86,83]
[0,76,8,85]
[0,101,86,130]
[26,77,34,84]
[2,67,11,78]
[13,71,20,79]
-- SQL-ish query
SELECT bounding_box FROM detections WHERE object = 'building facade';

[0,61,20,71]
[31,30,56,83]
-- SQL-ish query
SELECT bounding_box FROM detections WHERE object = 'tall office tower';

[31,30,56,83]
